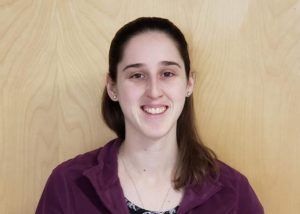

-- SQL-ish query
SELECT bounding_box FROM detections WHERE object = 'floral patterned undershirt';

[125,198,179,214]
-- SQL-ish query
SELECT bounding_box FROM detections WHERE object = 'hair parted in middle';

[101,17,218,189]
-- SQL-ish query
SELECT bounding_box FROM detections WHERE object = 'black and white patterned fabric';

[125,198,179,214]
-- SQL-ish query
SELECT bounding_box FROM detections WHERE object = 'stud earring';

[186,91,191,97]
[112,94,118,100]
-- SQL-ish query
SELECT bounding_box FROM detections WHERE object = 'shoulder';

[51,147,101,181]
[38,138,121,195]
[215,160,264,213]
[36,139,121,213]
[52,138,121,179]
[217,160,247,187]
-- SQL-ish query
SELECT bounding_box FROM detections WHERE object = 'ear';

[186,71,195,97]
[106,75,118,101]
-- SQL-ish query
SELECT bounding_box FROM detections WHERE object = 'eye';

[129,73,145,79]
[161,71,175,78]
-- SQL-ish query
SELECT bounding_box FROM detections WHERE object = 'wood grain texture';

[0,0,299,213]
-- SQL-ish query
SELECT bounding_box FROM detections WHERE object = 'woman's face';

[107,31,194,140]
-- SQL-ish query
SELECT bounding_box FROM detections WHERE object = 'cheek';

[166,82,188,98]
[117,83,143,103]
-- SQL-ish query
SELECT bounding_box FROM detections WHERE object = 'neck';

[119,135,178,177]
[117,133,183,211]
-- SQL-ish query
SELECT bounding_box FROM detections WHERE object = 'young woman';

[36,17,264,214]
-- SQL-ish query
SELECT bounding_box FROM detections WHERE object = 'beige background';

[1,0,300,213]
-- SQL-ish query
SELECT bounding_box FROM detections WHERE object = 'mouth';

[141,105,168,115]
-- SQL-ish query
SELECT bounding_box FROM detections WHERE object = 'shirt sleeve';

[35,166,68,214]
[235,175,264,214]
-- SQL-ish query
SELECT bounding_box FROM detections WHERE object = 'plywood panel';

[0,0,299,213]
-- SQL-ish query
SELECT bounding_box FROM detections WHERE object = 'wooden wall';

[1,0,299,213]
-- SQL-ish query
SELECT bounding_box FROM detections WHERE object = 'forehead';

[120,31,183,66]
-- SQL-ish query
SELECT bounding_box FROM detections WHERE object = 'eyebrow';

[122,63,144,71]
[122,61,181,71]
[159,61,181,68]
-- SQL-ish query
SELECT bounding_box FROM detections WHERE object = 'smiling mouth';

[141,106,168,115]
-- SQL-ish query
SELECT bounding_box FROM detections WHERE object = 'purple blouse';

[36,139,264,214]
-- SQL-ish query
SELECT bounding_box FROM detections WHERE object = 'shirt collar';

[83,139,128,213]
[178,177,223,213]
[83,139,223,213]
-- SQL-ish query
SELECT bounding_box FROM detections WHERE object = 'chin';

[140,126,176,141]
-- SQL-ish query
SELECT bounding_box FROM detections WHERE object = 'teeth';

[143,106,167,114]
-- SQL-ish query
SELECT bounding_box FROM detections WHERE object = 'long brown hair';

[101,17,218,189]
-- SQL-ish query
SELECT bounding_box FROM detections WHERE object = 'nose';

[145,77,163,99]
